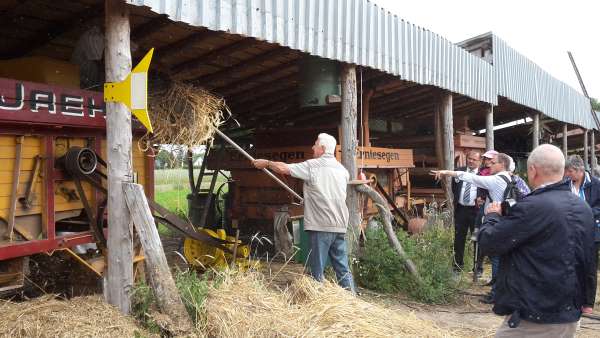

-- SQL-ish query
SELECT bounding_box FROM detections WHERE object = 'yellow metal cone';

[104,48,154,133]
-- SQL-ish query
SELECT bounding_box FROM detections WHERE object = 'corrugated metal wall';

[493,35,594,129]
[128,0,497,105]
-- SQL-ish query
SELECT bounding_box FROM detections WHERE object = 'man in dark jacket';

[451,150,481,272]
[565,154,600,314]
[478,144,596,337]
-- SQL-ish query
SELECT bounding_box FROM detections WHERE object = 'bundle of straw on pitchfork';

[141,81,231,151]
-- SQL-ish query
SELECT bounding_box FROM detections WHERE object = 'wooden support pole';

[355,184,421,282]
[592,131,597,173]
[340,64,360,253]
[485,105,494,150]
[584,129,589,170]
[434,99,443,169]
[361,88,374,147]
[437,90,454,210]
[123,183,193,334]
[562,123,568,155]
[532,113,540,149]
[105,0,134,314]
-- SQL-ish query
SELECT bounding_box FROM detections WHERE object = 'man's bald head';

[527,144,565,188]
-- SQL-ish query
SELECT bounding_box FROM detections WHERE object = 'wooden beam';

[591,131,597,172]
[213,60,298,93]
[131,15,172,42]
[0,0,33,29]
[361,89,374,146]
[231,90,297,116]
[2,2,104,58]
[225,73,297,102]
[341,64,360,255]
[556,127,585,139]
[486,104,494,150]
[190,47,294,86]
[123,183,193,334]
[437,90,454,212]
[105,0,133,315]
[584,129,589,169]
[153,29,213,59]
[172,37,257,74]
[371,86,432,109]
[562,123,568,155]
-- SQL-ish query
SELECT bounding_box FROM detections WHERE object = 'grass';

[132,269,215,333]
[154,168,229,235]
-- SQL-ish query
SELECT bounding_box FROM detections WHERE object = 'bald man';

[253,133,355,293]
[479,144,596,337]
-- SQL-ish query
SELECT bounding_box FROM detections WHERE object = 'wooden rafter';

[232,90,298,116]
[0,0,34,29]
[151,29,213,59]
[225,73,298,102]
[131,14,172,41]
[215,60,298,94]
[190,47,295,86]
[172,37,257,74]
[1,2,104,58]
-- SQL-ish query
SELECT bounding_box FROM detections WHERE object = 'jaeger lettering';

[0,80,106,120]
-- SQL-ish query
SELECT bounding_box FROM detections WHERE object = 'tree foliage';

[591,97,600,112]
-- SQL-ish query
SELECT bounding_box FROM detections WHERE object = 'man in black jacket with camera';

[479,144,597,337]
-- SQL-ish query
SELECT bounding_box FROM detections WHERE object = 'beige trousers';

[495,316,578,338]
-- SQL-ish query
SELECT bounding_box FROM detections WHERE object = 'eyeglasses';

[489,161,498,165]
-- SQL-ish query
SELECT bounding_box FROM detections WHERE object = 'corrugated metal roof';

[492,35,594,129]
[127,0,497,105]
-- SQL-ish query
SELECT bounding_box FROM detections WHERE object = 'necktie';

[463,173,471,205]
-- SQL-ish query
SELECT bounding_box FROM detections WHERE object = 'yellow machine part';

[183,228,251,270]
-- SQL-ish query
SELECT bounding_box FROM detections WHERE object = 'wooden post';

[584,129,589,170]
[340,64,360,253]
[361,89,374,147]
[434,98,443,168]
[436,90,454,210]
[355,184,420,282]
[123,183,192,334]
[105,0,134,314]
[485,105,494,150]
[592,131,597,173]
[562,123,568,155]
[532,113,540,149]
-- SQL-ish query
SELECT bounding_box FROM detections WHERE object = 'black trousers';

[454,204,478,269]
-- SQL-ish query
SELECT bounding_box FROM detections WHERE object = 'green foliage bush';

[356,224,468,304]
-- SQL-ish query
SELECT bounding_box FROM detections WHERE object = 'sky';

[373,0,599,100]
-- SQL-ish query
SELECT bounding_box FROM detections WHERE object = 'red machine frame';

[0,77,154,261]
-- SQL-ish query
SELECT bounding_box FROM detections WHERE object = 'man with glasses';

[432,152,512,303]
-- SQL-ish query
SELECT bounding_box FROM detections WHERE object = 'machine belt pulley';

[60,147,233,254]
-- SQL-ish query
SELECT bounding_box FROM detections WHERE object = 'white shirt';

[456,170,511,208]
[288,153,350,233]
[457,167,478,206]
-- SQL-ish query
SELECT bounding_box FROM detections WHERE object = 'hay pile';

[0,295,151,338]
[205,271,453,338]
[144,81,229,149]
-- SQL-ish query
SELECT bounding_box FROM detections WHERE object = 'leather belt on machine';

[61,147,233,254]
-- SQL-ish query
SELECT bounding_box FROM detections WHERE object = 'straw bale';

[205,271,454,338]
[0,295,152,338]
[144,81,229,149]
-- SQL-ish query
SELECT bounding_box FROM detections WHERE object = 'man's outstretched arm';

[253,159,291,176]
